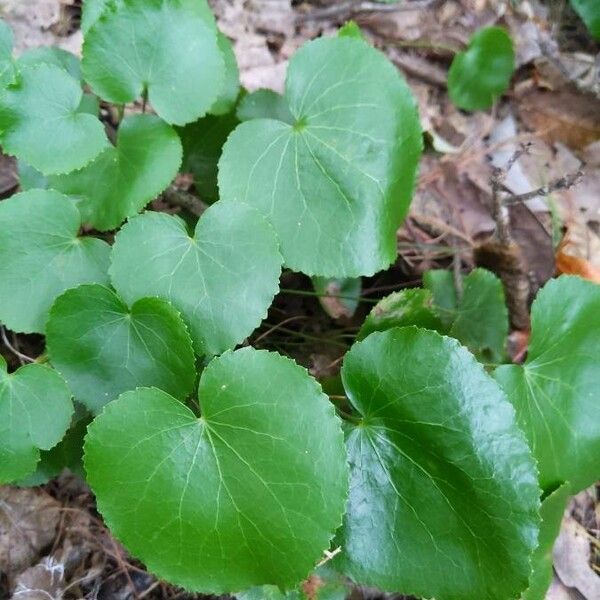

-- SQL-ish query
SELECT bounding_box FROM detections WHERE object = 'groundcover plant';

[0,2,599,599]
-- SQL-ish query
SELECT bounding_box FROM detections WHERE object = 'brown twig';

[502,169,584,205]
[162,185,208,217]
[296,0,438,22]
[0,325,34,364]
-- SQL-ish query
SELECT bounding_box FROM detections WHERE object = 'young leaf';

[0,64,109,174]
[357,288,443,340]
[82,0,224,126]
[46,284,196,415]
[313,276,362,319]
[337,328,540,600]
[494,276,600,493]
[51,114,182,231]
[18,413,89,487]
[523,483,571,600]
[449,268,508,363]
[0,190,111,333]
[178,111,239,202]
[338,21,365,40]
[570,0,600,39]
[18,46,82,82]
[209,32,240,116]
[0,356,73,484]
[447,26,514,111]
[110,203,283,356]
[84,348,348,592]
[0,19,16,87]
[423,269,458,328]
[219,36,422,277]
[236,89,294,124]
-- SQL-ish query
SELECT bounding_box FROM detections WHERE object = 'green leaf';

[209,32,240,116]
[46,284,196,415]
[494,276,600,493]
[84,348,348,592]
[219,36,422,277]
[17,159,48,190]
[81,0,111,34]
[0,19,16,87]
[178,111,239,202]
[313,276,361,319]
[18,412,90,486]
[523,482,571,600]
[51,114,182,231]
[0,64,109,174]
[449,268,508,363]
[82,0,224,125]
[423,269,457,328]
[236,89,294,124]
[238,587,300,600]
[337,327,540,600]
[570,0,600,39]
[448,26,514,111]
[357,288,444,340]
[18,46,81,82]
[0,356,73,484]
[0,189,111,333]
[110,202,283,356]
[338,21,365,40]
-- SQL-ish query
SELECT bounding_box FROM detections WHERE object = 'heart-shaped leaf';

[51,114,182,231]
[448,26,515,112]
[495,276,600,493]
[84,348,348,592]
[218,36,422,277]
[110,202,283,356]
[209,32,240,116]
[0,357,73,484]
[523,482,572,600]
[18,46,81,82]
[337,327,540,600]
[46,284,196,414]
[0,64,108,174]
[0,190,111,333]
[178,111,239,203]
[423,269,458,327]
[0,19,16,87]
[82,0,224,126]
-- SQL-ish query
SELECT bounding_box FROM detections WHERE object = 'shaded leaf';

[219,36,422,277]
[0,356,73,484]
[0,64,108,174]
[495,276,600,492]
[423,269,458,328]
[337,327,540,600]
[448,27,514,111]
[47,284,196,414]
[110,203,282,356]
[210,32,240,116]
[51,114,182,231]
[84,348,348,592]
[236,89,294,124]
[0,190,111,333]
[570,0,600,39]
[18,46,81,82]
[313,276,361,319]
[82,0,224,125]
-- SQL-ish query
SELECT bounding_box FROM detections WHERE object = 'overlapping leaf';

[236,89,294,124]
[51,114,182,231]
[209,32,240,116]
[448,27,514,111]
[495,276,600,492]
[46,284,196,414]
[337,327,540,600]
[0,64,108,174]
[82,0,224,125]
[0,190,111,333]
[219,36,422,277]
[18,46,81,82]
[84,348,348,592]
[110,202,283,355]
[0,19,16,87]
[0,356,73,483]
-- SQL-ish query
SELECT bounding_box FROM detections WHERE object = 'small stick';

[162,185,208,217]
[502,169,584,205]
[0,326,34,364]
[297,0,437,22]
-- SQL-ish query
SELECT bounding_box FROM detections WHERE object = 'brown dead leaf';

[12,557,65,600]
[556,252,600,283]
[517,87,600,150]
[553,516,600,599]
[0,488,61,575]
